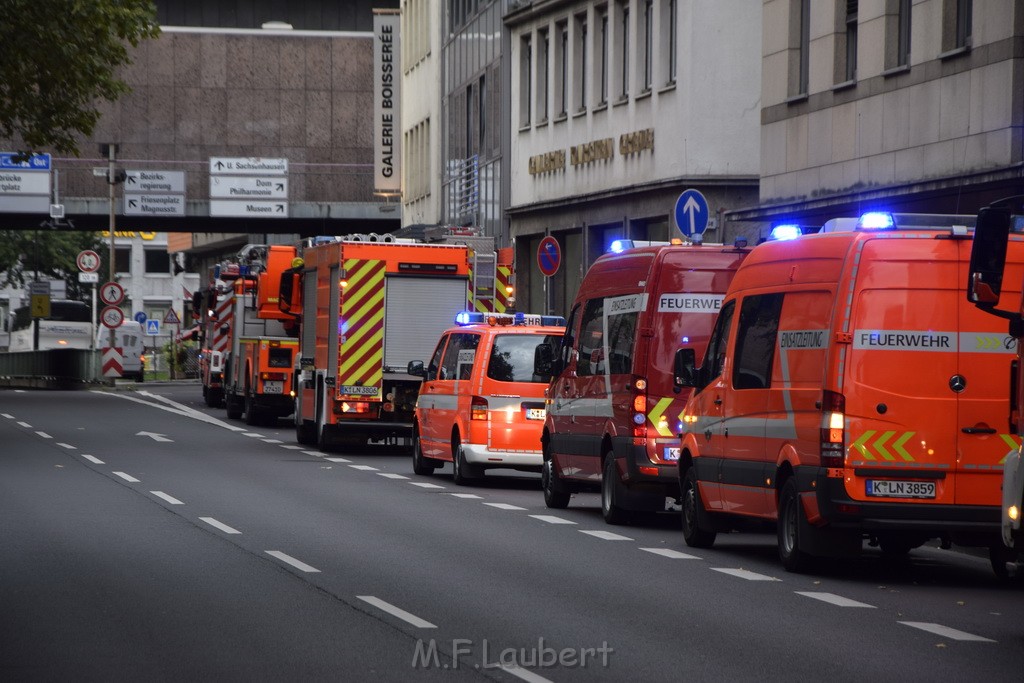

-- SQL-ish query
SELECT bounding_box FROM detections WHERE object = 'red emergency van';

[540,239,751,523]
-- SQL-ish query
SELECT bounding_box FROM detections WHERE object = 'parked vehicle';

[409,311,564,483]
[965,195,1024,577]
[676,212,1023,573]
[96,320,146,381]
[541,239,751,523]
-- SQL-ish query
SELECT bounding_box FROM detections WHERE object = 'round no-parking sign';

[537,236,561,277]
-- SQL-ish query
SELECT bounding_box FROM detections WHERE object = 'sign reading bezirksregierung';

[373,9,401,193]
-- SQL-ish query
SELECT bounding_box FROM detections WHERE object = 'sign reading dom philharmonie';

[373,9,401,194]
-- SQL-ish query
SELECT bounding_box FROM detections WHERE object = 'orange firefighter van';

[541,239,751,524]
[409,311,565,484]
[675,213,1024,571]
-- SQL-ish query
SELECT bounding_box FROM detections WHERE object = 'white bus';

[6,300,94,352]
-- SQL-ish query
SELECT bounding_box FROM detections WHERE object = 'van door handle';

[962,427,996,434]
[714,397,723,405]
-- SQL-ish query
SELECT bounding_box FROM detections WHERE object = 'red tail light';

[632,377,647,439]
[471,396,488,421]
[820,390,845,468]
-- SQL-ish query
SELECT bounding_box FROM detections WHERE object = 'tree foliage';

[0,0,160,157]
[0,230,107,302]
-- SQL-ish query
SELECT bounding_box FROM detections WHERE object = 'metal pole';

[107,145,117,383]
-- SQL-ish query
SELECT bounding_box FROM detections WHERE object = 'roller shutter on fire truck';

[384,276,470,370]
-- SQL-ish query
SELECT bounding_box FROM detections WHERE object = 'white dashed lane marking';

[200,517,242,535]
[57,443,76,449]
[410,482,445,489]
[449,493,482,499]
[484,503,527,511]
[279,444,305,450]
[80,454,104,465]
[898,622,995,642]
[261,439,283,444]
[711,568,780,581]
[326,457,351,463]
[796,592,875,608]
[36,431,52,439]
[377,473,409,480]
[349,465,378,471]
[357,596,437,629]
[640,548,701,559]
[529,515,577,525]
[17,422,31,428]
[113,472,140,483]
[503,665,555,683]
[579,530,633,541]
[265,551,321,573]
[241,433,263,438]
[302,450,324,458]
[2,413,13,419]
[150,491,184,505]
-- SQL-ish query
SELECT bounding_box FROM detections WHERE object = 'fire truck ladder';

[470,250,497,312]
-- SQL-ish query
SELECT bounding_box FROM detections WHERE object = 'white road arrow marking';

[136,431,173,442]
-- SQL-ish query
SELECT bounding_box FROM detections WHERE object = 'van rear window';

[488,334,561,383]
[268,347,293,368]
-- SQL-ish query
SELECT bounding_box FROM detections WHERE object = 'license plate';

[664,447,680,462]
[866,479,935,499]
[263,380,283,394]
[526,408,546,420]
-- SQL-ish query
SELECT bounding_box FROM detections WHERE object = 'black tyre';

[778,477,812,572]
[601,455,630,525]
[412,431,437,476]
[990,545,1020,581]
[451,441,481,485]
[244,392,261,426]
[226,393,243,420]
[681,467,716,548]
[542,456,571,509]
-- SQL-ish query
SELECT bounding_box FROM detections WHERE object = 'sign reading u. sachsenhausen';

[373,9,401,193]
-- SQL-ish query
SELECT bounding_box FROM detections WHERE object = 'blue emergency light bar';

[769,224,802,241]
[454,311,567,327]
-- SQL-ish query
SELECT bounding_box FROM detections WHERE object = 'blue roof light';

[770,224,802,241]
[455,311,480,325]
[857,212,895,230]
[609,239,632,253]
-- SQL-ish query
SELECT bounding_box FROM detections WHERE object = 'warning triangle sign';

[163,308,181,324]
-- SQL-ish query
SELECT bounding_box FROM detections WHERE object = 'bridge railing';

[0,349,102,389]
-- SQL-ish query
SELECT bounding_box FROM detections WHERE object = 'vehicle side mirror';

[407,360,426,378]
[534,343,553,377]
[674,348,698,388]
[968,205,1012,305]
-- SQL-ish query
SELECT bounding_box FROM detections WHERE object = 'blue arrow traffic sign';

[134,311,148,324]
[674,189,709,237]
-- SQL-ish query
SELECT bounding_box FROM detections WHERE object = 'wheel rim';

[683,482,697,533]
[602,465,613,514]
[782,496,797,555]
[542,459,552,492]
[453,445,461,478]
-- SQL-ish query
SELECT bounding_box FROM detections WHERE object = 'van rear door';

[844,236,962,505]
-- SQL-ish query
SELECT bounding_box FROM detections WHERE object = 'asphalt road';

[2,383,1023,682]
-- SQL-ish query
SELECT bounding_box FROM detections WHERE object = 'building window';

[466,82,474,153]
[538,29,549,122]
[845,1,857,81]
[834,0,857,84]
[661,0,677,85]
[144,249,170,275]
[520,34,532,126]
[574,13,587,111]
[642,0,653,91]
[115,247,131,274]
[599,8,609,104]
[942,0,972,52]
[616,0,629,100]
[561,21,569,116]
[478,74,486,149]
[789,0,810,97]
[884,0,911,70]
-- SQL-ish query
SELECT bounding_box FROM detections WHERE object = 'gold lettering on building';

[570,138,614,166]
[619,128,655,156]
[528,150,567,175]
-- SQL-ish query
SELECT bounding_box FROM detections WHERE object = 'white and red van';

[676,212,1024,572]
[409,312,565,484]
[540,239,751,524]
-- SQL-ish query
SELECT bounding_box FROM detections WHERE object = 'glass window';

[599,10,608,103]
[845,0,858,81]
[145,249,170,274]
[702,300,735,384]
[426,334,448,381]
[115,247,131,274]
[559,304,580,369]
[487,333,561,383]
[576,298,604,376]
[606,310,637,375]
[732,294,784,390]
[643,0,653,90]
[441,332,480,381]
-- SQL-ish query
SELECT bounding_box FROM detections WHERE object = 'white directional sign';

[125,170,185,193]
[210,175,288,199]
[79,272,100,284]
[0,151,51,213]
[124,194,185,216]
[209,199,289,218]
[0,171,50,195]
[209,157,288,175]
